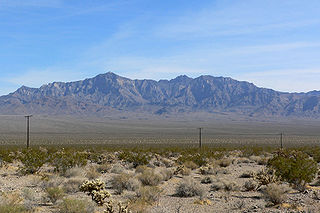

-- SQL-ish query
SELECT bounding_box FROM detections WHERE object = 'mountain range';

[1,72,320,119]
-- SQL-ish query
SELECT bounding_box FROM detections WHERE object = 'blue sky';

[0,0,320,95]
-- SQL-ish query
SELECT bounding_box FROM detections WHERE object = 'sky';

[0,0,320,95]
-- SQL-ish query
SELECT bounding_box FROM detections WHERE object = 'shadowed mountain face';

[1,72,320,118]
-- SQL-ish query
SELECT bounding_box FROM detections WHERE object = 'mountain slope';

[1,72,320,118]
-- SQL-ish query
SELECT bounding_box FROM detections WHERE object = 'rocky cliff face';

[1,72,320,118]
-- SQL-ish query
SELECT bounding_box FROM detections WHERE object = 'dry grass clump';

[263,183,287,205]
[58,198,95,213]
[96,163,111,174]
[162,158,175,168]
[136,186,162,204]
[175,177,206,198]
[64,177,86,193]
[135,165,150,174]
[217,158,232,167]
[201,176,213,184]
[110,163,125,174]
[183,161,198,170]
[158,168,174,181]
[199,165,215,175]
[41,175,64,189]
[44,186,65,204]
[138,169,162,186]
[223,181,239,191]
[210,179,239,192]
[85,166,100,180]
[111,172,140,194]
[63,167,84,178]
[239,171,254,178]
[244,180,257,191]
[174,165,191,176]
[0,192,29,213]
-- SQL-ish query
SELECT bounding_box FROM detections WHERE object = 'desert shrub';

[162,158,175,168]
[175,177,205,198]
[86,166,100,180]
[199,165,215,175]
[239,171,254,178]
[158,168,174,181]
[267,150,318,187]
[136,186,162,204]
[177,153,207,167]
[45,187,65,204]
[64,177,85,193]
[135,165,150,174]
[111,173,139,194]
[174,165,191,176]
[201,176,213,184]
[63,167,84,178]
[118,152,150,168]
[183,161,198,170]
[223,181,239,191]
[244,180,257,191]
[138,169,162,186]
[210,179,224,191]
[79,179,111,206]
[58,198,94,213]
[0,192,28,213]
[217,158,232,167]
[18,149,47,174]
[49,149,87,175]
[110,163,125,174]
[263,183,287,205]
[96,163,111,174]
[0,149,14,167]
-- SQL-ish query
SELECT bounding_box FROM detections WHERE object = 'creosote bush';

[18,148,47,174]
[267,150,318,187]
[118,152,150,168]
[49,149,87,175]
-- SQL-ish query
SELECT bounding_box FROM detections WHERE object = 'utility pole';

[199,128,203,149]
[280,132,283,149]
[25,115,32,148]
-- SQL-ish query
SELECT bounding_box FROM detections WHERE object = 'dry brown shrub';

[217,158,232,167]
[85,166,100,180]
[138,169,162,186]
[263,183,287,205]
[183,161,198,170]
[244,180,257,191]
[175,177,206,198]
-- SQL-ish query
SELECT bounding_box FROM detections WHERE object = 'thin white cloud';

[236,69,320,92]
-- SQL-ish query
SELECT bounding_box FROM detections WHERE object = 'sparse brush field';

[0,144,320,213]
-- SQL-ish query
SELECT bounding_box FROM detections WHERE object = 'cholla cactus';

[174,165,185,175]
[104,201,131,213]
[253,169,279,189]
[80,179,111,205]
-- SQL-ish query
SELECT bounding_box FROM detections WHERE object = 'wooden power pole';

[25,115,32,148]
[199,128,203,149]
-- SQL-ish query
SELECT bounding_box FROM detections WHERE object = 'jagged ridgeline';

[1,72,320,118]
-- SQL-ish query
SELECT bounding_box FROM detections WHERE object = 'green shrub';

[45,187,65,204]
[18,148,47,174]
[49,149,87,175]
[118,152,149,168]
[58,198,94,213]
[177,153,207,167]
[267,150,318,186]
